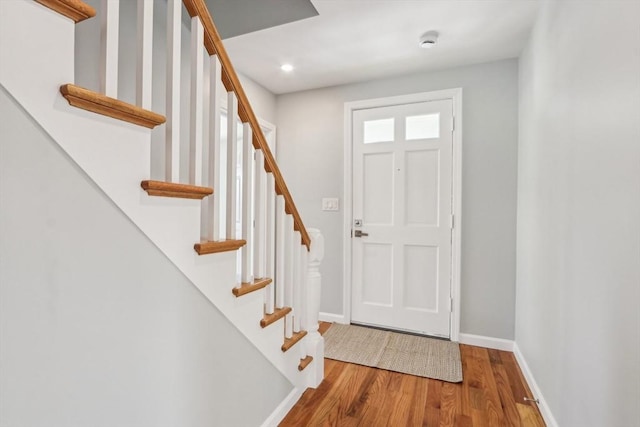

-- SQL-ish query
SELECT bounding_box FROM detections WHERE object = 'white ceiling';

[222,1,539,95]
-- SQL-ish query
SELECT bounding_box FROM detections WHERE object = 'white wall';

[239,72,277,125]
[276,59,519,339]
[0,88,292,427]
[516,1,640,426]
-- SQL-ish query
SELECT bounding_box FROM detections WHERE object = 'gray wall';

[206,0,318,40]
[0,87,292,427]
[276,59,519,339]
[516,1,640,426]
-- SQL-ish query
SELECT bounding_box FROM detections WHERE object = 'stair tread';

[232,278,272,297]
[60,84,165,129]
[194,239,246,255]
[298,356,313,371]
[141,180,213,200]
[281,330,308,352]
[260,307,291,328]
[35,0,96,23]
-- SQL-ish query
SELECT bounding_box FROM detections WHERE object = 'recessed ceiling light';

[280,64,294,72]
[419,31,439,49]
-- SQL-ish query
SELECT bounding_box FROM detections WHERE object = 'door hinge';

[449,297,454,312]
[449,214,454,229]
[452,116,455,132]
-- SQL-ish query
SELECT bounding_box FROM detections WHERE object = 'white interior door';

[351,99,454,337]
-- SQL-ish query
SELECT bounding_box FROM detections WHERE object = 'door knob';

[353,230,369,238]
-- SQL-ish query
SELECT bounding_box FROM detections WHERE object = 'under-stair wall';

[0,86,293,427]
[0,0,324,424]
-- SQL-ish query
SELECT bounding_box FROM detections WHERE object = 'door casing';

[342,88,463,341]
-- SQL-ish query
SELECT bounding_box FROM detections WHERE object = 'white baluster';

[299,247,309,332]
[189,17,204,186]
[284,215,295,339]
[264,173,276,314]
[226,93,239,238]
[136,0,153,109]
[298,244,309,362]
[241,124,254,283]
[205,55,222,241]
[275,195,286,309]
[292,231,302,333]
[200,53,210,239]
[305,228,325,388]
[165,0,181,182]
[100,0,119,98]
[254,150,267,279]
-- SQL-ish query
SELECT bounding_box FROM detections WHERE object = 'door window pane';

[364,118,394,144]
[406,114,439,140]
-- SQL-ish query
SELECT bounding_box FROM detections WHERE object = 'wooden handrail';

[182,0,310,250]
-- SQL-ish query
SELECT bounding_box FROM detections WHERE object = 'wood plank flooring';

[280,323,545,427]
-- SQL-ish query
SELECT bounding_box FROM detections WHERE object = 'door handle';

[353,230,369,238]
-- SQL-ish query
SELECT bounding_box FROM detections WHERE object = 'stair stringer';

[0,0,313,391]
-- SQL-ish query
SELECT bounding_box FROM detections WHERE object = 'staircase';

[0,0,325,415]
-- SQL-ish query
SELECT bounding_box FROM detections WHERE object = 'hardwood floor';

[280,323,545,427]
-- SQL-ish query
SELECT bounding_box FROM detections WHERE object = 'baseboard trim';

[458,333,514,351]
[513,343,559,427]
[319,312,348,324]
[260,387,304,427]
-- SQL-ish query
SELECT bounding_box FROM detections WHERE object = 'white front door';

[351,99,454,337]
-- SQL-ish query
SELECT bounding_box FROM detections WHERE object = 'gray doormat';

[324,323,463,383]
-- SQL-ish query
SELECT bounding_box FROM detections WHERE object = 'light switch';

[322,198,339,211]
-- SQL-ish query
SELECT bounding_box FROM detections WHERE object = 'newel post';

[305,228,324,388]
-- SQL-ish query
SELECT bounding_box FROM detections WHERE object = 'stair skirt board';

[259,387,305,427]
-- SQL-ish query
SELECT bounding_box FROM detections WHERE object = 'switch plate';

[322,198,339,211]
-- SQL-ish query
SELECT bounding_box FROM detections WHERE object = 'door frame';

[342,88,463,341]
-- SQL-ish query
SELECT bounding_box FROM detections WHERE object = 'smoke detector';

[419,31,439,49]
